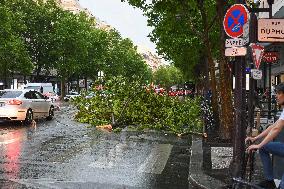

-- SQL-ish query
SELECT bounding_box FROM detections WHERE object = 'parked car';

[24,83,54,94]
[63,91,80,102]
[0,89,55,124]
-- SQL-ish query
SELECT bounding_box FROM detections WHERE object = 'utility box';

[273,129,284,180]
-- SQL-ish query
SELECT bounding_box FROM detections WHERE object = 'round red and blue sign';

[223,4,249,38]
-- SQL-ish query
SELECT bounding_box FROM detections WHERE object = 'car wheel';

[46,106,54,121]
[24,109,33,125]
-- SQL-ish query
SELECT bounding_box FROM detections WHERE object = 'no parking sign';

[223,4,249,38]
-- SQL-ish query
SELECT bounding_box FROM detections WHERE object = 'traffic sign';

[258,19,284,42]
[251,69,262,80]
[223,4,249,38]
[225,47,247,56]
[250,43,264,69]
[225,38,244,47]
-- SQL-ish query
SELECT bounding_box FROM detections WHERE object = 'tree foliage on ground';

[73,76,203,134]
[0,0,151,94]
[153,65,185,89]
[122,0,234,139]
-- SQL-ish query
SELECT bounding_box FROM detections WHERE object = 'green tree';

[4,0,61,82]
[104,30,152,82]
[0,2,33,87]
[153,65,185,89]
[52,11,90,97]
[122,0,234,139]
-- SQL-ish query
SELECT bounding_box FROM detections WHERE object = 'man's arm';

[247,120,284,151]
[246,122,275,143]
[258,119,284,147]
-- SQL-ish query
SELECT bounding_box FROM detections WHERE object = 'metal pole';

[247,12,257,135]
[230,0,247,179]
[267,0,273,119]
[233,56,247,178]
[268,62,272,118]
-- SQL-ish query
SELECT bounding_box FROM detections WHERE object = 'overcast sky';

[79,0,156,53]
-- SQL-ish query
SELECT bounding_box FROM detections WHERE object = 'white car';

[0,89,55,124]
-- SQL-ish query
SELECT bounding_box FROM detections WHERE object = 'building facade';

[258,0,284,87]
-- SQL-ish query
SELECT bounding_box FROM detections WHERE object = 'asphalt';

[188,136,266,189]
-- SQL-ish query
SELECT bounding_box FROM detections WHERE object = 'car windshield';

[0,91,22,98]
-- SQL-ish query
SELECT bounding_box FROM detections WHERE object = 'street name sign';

[223,4,249,38]
[250,43,264,69]
[225,47,247,56]
[258,19,284,42]
[251,69,262,80]
[225,38,244,47]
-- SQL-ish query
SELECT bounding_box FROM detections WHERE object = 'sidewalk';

[188,136,265,189]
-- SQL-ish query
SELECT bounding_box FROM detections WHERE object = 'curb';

[188,136,227,189]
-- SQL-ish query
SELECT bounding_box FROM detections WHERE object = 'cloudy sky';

[79,0,156,53]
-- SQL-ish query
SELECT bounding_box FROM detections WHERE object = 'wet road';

[0,103,195,189]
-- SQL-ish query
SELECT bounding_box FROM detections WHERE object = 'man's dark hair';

[275,83,284,93]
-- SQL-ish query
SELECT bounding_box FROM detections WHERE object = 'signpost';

[258,19,284,42]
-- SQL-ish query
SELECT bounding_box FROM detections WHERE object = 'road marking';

[89,143,129,169]
[138,144,172,174]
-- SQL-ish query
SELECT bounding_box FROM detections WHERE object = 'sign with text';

[251,69,262,80]
[262,52,279,63]
[225,47,247,56]
[225,38,244,47]
[258,19,284,42]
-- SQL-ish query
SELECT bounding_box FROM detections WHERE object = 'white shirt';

[279,109,284,120]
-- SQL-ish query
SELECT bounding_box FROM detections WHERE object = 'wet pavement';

[0,103,196,189]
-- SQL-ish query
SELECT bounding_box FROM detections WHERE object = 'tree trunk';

[198,1,220,127]
[76,76,80,93]
[35,65,42,82]
[204,39,220,127]
[216,0,234,139]
[84,77,88,90]
[60,78,66,99]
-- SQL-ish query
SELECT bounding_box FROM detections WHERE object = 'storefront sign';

[258,19,284,42]
[262,51,279,63]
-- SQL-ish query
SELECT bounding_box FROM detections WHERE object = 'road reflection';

[0,121,36,179]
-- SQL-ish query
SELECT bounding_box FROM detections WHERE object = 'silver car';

[0,89,54,124]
